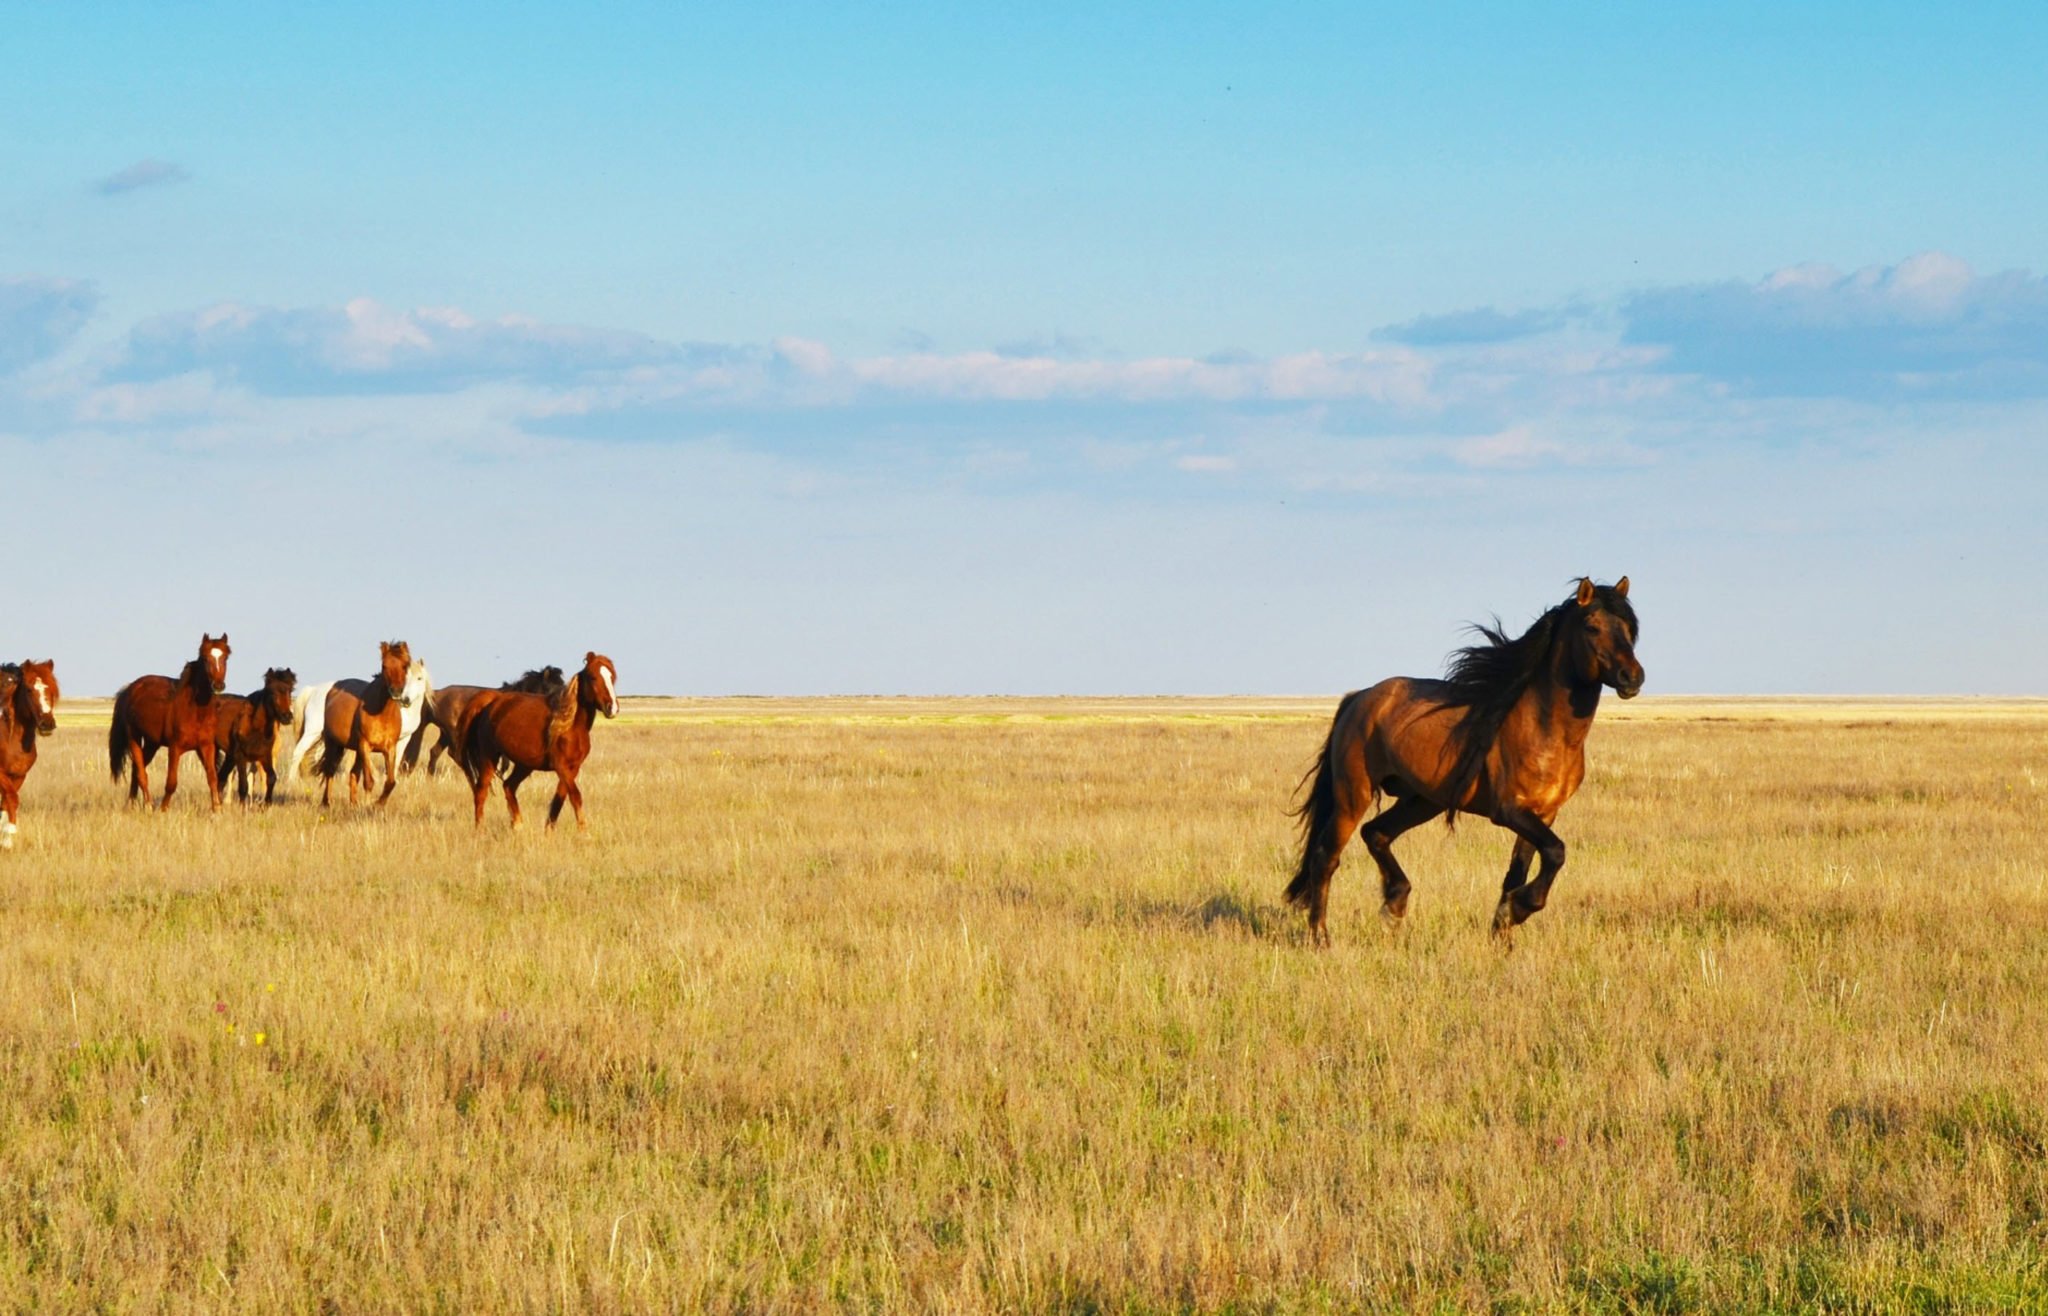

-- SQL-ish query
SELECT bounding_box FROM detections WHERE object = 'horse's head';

[17,659,59,735]
[582,651,620,719]
[1568,576,1643,699]
[200,634,230,694]
[401,657,431,710]
[378,640,413,703]
[262,667,297,721]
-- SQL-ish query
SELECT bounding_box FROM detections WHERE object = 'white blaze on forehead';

[597,664,616,704]
[32,679,50,713]
[210,647,224,663]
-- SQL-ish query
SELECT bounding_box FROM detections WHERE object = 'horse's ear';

[586,651,597,664]
[1575,578,1595,607]
[1614,575,1629,598]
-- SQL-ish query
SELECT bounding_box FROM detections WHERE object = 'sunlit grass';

[3,697,2045,1310]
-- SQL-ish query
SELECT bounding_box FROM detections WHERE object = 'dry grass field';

[3,695,2046,1312]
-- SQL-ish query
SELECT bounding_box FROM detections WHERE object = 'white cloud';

[112,297,695,394]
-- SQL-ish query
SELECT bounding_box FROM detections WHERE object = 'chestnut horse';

[109,634,233,811]
[213,667,297,805]
[1287,578,1643,945]
[401,665,565,777]
[313,641,415,806]
[287,658,430,796]
[0,659,59,849]
[457,652,618,830]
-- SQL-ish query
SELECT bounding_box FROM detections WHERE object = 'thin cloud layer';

[1624,251,2048,396]
[0,276,98,374]
[93,158,190,195]
[112,298,704,394]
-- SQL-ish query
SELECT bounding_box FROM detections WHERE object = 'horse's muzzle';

[35,717,55,735]
[1616,680,1643,700]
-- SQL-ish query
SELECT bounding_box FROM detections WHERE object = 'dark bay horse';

[213,667,297,805]
[401,666,566,777]
[0,659,59,849]
[1287,578,1643,945]
[109,634,233,811]
[314,641,414,806]
[458,652,618,830]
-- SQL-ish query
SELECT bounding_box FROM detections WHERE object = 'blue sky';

[4,2,2045,694]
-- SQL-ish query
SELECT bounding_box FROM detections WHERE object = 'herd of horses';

[86,637,621,830]
[1,577,1645,944]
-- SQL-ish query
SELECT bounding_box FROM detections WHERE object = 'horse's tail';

[286,684,328,782]
[106,688,131,781]
[454,699,494,787]
[1286,691,1372,909]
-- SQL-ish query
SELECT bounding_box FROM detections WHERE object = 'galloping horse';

[109,634,233,811]
[457,652,618,830]
[1287,578,1643,945]
[402,666,565,777]
[287,658,430,795]
[0,659,59,849]
[311,641,416,806]
[213,667,297,805]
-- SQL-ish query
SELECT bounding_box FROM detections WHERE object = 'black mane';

[503,666,566,698]
[1436,583,1638,807]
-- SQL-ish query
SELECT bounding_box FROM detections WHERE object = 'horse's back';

[212,694,251,750]
[471,691,553,766]
[115,674,178,738]
[1346,676,1468,805]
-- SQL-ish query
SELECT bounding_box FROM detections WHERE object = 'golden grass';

[4,697,2046,1311]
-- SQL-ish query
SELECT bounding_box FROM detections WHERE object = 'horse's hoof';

[1379,905,1406,934]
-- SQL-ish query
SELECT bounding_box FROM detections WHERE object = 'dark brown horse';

[458,652,618,830]
[314,641,414,806]
[109,634,233,811]
[401,666,566,777]
[213,667,297,805]
[1287,578,1643,945]
[0,659,59,849]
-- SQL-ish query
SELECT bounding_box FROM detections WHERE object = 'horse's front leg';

[0,783,19,849]
[201,741,224,811]
[375,745,399,805]
[545,771,585,832]
[502,765,531,829]
[261,760,278,805]
[1490,810,1567,943]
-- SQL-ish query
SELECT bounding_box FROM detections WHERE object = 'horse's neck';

[181,663,215,704]
[1533,646,1602,737]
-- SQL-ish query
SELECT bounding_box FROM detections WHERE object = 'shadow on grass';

[1096,889,1298,942]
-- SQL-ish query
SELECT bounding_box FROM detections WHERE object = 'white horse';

[284,658,432,794]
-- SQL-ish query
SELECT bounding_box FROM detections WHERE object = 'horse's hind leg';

[1287,780,1374,948]
[127,742,153,805]
[1361,794,1445,924]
